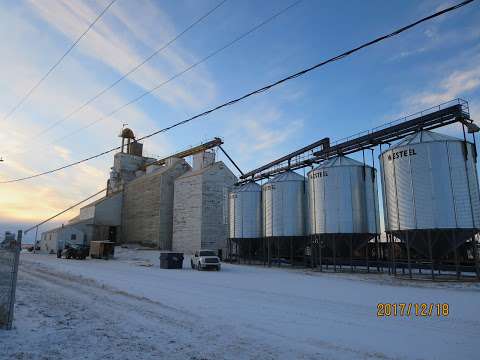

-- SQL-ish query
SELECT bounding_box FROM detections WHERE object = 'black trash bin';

[159,252,184,269]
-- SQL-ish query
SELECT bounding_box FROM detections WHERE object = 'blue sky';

[0,0,479,241]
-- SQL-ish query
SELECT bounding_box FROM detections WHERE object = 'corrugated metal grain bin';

[307,156,380,242]
[380,130,480,256]
[229,182,262,239]
[262,171,306,237]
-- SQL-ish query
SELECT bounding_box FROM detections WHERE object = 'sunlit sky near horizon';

[0,0,479,242]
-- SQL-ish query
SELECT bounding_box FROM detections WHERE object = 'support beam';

[218,144,245,176]
[239,100,470,184]
[406,232,412,279]
[241,138,330,180]
[428,230,435,281]
[472,232,480,280]
[314,103,469,159]
[453,231,460,280]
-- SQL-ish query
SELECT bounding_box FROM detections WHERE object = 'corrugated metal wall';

[172,162,237,254]
[122,159,190,249]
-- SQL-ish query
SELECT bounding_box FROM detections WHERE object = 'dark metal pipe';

[218,144,245,176]
[241,138,330,179]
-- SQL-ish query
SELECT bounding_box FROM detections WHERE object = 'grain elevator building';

[172,151,237,255]
[122,157,191,248]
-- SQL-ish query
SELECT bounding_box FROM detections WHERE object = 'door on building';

[108,227,117,242]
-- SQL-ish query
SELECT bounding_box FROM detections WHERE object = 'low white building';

[39,225,85,254]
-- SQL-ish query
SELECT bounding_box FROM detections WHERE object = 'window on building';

[71,234,77,241]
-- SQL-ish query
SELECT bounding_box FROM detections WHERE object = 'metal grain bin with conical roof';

[228,182,262,239]
[307,156,380,248]
[380,130,480,256]
[262,171,306,237]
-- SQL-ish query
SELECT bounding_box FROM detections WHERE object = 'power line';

[30,0,227,140]
[50,0,303,145]
[24,188,107,233]
[2,0,117,123]
[0,0,302,183]
[0,0,474,185]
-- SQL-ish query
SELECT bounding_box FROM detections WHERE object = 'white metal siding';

[262,172,305,237]
[307,158,379,235]
[172,162,237,254]
[381,138,480,231]
[229,183,262,238]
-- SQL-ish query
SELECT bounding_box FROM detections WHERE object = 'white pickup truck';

[191,250,221,271]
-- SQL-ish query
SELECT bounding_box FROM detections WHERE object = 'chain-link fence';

[0,231,21,330]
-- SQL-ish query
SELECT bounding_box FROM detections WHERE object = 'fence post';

[9,231,22,329]
[33,226,38,254]
[1,230,21,330]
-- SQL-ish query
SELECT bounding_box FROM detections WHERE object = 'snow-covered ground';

[2,248,480,359]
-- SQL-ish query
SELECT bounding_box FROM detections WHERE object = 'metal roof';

[393,130,462,147]
[265,171,305,184]
[234,181,261,192]
[313,155,368,169]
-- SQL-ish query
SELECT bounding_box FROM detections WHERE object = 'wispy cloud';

[388,2,479,63]
[0,0,203,227]
[26,0,217,110]
[388,47,427,62]
[409,64,480,108]
[221,103,304,171]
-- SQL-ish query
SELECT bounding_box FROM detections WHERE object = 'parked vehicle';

[191,250,221,271]
[57,243,89,260]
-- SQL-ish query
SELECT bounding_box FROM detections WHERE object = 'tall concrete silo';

[307,156,380,259]
[380,130,480,258]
